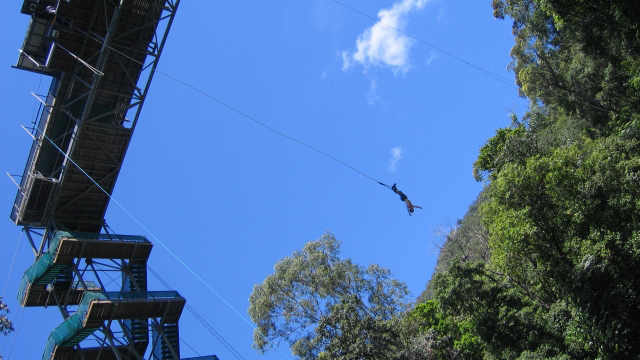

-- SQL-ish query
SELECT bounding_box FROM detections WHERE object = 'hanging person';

[391,183,422,216]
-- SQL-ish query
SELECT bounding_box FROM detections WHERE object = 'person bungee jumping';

[391,183,422,216]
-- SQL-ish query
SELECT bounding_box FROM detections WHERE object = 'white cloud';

[389,147,403,172]
[425,51,437,66]
[341,50,352,71]
[367,78,381,105]
[342,0,428,74]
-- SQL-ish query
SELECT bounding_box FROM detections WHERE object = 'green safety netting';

[57,232,150,243]
[41,291,183,360]
[41,291,107,360]
[97,291,181,300]
[17,231,150,304]
[17,231,69,304]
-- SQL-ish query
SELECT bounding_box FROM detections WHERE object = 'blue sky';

[0,0,526,359]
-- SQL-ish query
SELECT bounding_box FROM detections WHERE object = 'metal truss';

[19,226,184,359]
[12,0,181,234]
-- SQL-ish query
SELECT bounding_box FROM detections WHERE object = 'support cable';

[0,309,17,358]
[19,49,45,69]
[180,338,201,358]
[55,43,105,76]
[1,243,42,359]
[21,125,291,360]
[31,74,44,126]
[93,263,122,289]
[0,231,25,359]
[5,174,21,190]
[2,231,23,298]
[157,71,389,187]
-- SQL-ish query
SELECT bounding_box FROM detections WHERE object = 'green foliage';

[432,261,580,359]
[492,0,640,133]
[481,125,640,357]
[407,299,483,359]
[474,126,527,180]
[0,298,14,336]
[418,193,490,303]
[426,1,640,358]
[315,295,401,359]
[248,232,410,359]
[410,301,441,332]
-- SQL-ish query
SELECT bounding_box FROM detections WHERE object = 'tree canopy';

[419,0,640,358]
[248,232,410,359]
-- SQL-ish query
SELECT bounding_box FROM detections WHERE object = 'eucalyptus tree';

[0,298,13,336]
[248,232,410,359]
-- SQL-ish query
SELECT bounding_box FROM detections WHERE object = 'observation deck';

[18,231,152,307]
[11,0,178,233]
[8,1,218,358]
[42,291,186,360]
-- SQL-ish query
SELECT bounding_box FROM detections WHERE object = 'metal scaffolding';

[8,1,219,359]
[12,0,180,233]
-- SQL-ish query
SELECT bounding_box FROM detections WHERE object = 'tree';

[315,294,401,359]
[0,297,14,336]
[248,232,410,359]
[434,260,581,359]
[422,0,640,358]
[481,128,640,357]
[401,299,483,360]
[418,192,491,303]
[492,0,640,133]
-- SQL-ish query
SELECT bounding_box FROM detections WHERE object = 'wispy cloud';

[341,50,352,71]
[389,147,403,172]
[367,78,381,105]
[342,0,428,74]
[425,51,437,66]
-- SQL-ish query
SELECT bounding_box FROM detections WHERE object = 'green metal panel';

[17,231,151,305]
[17,231,67,304]
[41,292,107,360]
[42,291,184,359]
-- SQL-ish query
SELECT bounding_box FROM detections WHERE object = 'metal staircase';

[9,1,220,358]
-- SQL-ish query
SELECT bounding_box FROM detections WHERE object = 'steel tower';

[9,1,218,359]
